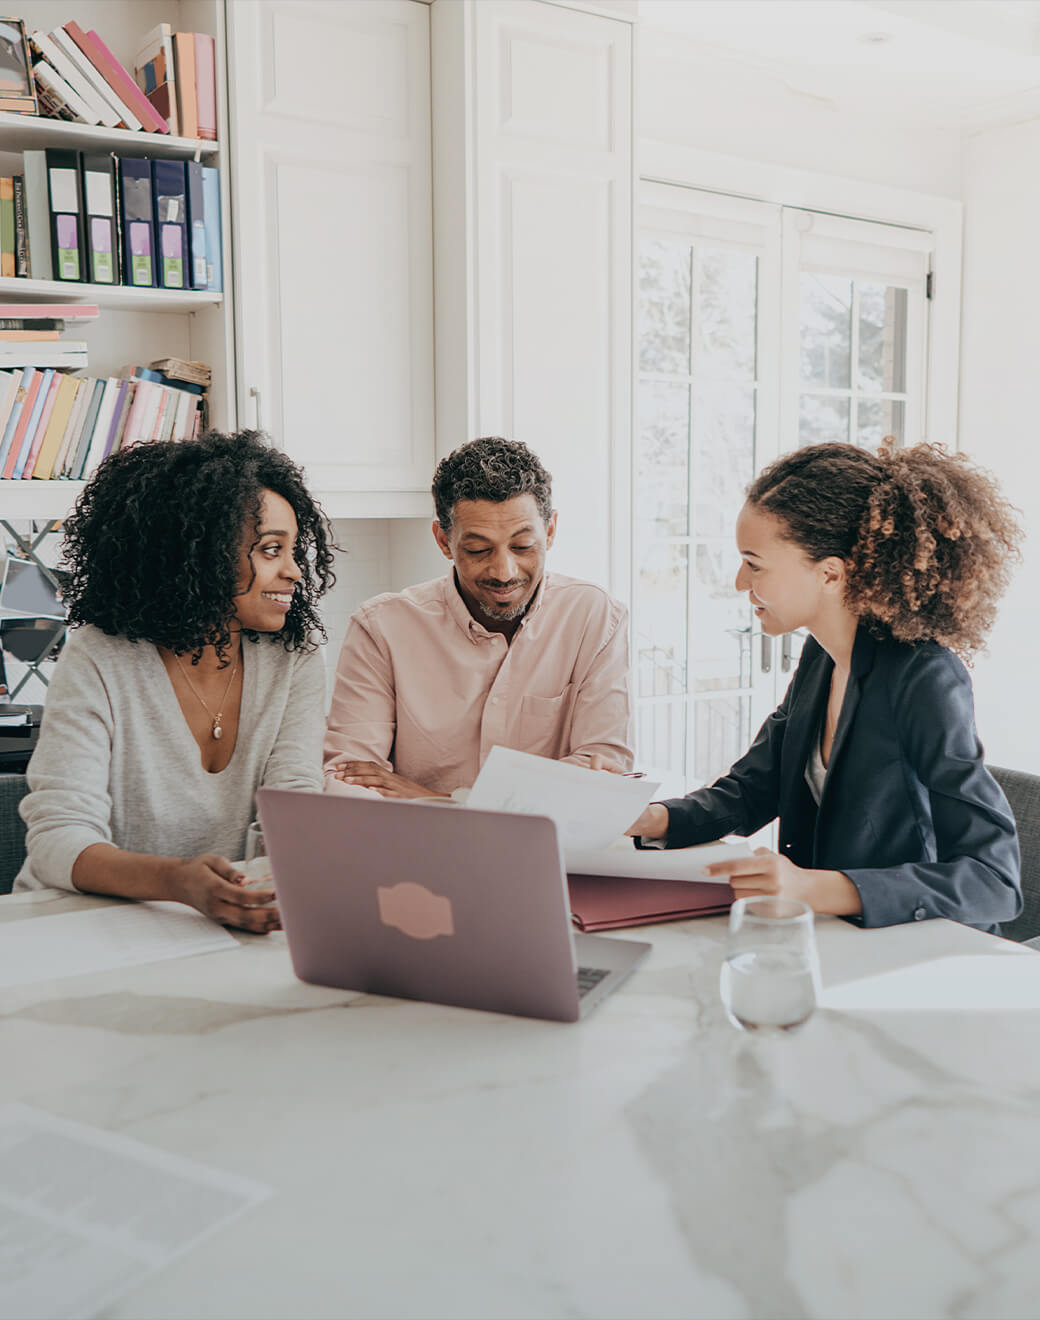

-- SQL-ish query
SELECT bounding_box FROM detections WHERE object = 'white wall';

[638,28,963,200]
[958,119,1040,772]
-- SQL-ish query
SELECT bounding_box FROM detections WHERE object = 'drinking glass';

[243,821,273,893]
[719,896,819,1033]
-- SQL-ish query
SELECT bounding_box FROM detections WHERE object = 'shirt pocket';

[519,685,575,759]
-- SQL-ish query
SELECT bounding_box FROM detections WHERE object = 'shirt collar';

[444,570,550,643]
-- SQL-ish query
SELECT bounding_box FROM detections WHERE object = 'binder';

[117,158,155,288]
[185,160,207,289]
[151,159,187,290]
[201,166,222,292]
[44,149,85,283]
[21,152,52,281]
[80,153,118,285]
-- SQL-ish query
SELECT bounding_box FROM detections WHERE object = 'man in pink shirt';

[325,436,634,799]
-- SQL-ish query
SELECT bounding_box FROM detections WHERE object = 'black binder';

[151,158,188,290]
[44,149,85,283]
[117,157,155,288]
[185,159,208,290]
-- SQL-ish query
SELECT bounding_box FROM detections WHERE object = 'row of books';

[0,363,204,483]
[0,302,99,372]
[1,152,222,291]
[24,20,216,139]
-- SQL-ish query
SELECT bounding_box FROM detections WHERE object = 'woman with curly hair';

[629,441,1023,931]
[14,430,335,934]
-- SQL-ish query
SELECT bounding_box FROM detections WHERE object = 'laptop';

[257,788,651,1023]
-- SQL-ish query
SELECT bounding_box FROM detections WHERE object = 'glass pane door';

[635,190,781,790]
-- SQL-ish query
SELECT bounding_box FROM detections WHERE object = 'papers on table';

[0,901,238,990]
[466,746,661,851]
[564,838,750,884]
[0,1103,271,1320]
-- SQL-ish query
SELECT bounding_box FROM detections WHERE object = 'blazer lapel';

[820,626,877,799]
[778,640,831,822]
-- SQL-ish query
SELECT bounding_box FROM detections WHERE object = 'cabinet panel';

[228,0,434,498]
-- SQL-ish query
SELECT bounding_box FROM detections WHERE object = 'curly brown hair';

[746,442,1022,658]
[432,436,553,531]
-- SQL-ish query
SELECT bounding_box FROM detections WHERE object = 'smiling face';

[734,502,846,637]
[433,494,557,631]
[232,489,302,632]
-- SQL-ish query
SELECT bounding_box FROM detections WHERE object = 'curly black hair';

[746,442,1023,658]
[60,430,335,661]
[432,436,553,531]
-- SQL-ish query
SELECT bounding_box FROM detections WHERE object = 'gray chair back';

[0,771,28,895]
[990,765,1040,942]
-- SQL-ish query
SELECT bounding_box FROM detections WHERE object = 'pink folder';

[567,874,733,931]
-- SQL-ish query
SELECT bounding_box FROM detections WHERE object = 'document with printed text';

[467,745,662,851]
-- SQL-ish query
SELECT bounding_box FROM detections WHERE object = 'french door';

[634,185,932,791]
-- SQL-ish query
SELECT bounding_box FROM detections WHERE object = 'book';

[0,344,88,368]
[0,367,38,477]
[50,24,141,131]
[148,357,210,386]
[0,304,98,320]
[134,23,178,137]
[29,28,113,126]
[12,175,28,277]
[14,367,58,477]
[30,372,79,479]
[31,57,93,124]
[0,369,29,474]
[63,376,104,476]
[71,375,112,478]
[0,177,14,278]
[193,34,217,141]
[0,320,63,331]
[102,378,134,461]
[80,377,120,476]
[172,32,197,140]
[52,371,88,475]
[0,371,22,455]
[0,331,59,341]
[62,23,169,134]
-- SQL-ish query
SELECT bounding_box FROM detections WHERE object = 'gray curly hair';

[432,437,554,531]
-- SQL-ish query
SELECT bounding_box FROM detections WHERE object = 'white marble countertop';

[3,889,1040,1320]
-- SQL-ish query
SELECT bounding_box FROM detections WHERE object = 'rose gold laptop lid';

[257,788,649,1023]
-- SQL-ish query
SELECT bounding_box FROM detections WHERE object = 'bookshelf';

[0,0,232,521]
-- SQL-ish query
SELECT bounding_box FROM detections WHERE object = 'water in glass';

[720,896,819,1033]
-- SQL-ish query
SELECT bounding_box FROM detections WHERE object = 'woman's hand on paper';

[704,848,862,915]
[169,854,281,934]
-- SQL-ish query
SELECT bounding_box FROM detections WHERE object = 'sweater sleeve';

[842,648,1021,929]
[19,633,117,891]
[259,644,326,794]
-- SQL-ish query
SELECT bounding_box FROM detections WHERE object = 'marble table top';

[3,889,1040,1320]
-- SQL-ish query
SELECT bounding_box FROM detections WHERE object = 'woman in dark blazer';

[630,442,1023,931]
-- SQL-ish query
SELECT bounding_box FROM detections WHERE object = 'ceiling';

[637,0,1040,126]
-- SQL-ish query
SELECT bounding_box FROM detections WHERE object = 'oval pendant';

[212,721,223,740]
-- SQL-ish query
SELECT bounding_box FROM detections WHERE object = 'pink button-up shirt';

[324,572,634,796]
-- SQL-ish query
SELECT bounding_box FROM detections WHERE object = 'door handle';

[760,632,772,674]
[249,385,262,431]
[781,632,793,672]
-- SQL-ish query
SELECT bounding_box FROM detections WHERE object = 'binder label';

[192,222,207,287]
[90,218,114,284]
[160,224,183,288]
[129,221,152,286]
[56,214,79,281]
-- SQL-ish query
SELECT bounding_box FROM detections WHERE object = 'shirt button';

[913,907,927,921]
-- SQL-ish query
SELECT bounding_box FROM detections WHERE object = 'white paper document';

[0,1103,271,1320]
[564,839,752,885]
[466,745,662,851]
[0,901,238,990]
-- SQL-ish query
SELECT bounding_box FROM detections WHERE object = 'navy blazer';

[656,628,1022,930]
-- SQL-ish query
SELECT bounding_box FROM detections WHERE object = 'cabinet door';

[226,0,434,495]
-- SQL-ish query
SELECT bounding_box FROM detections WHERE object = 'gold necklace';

[173,653,239,741]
